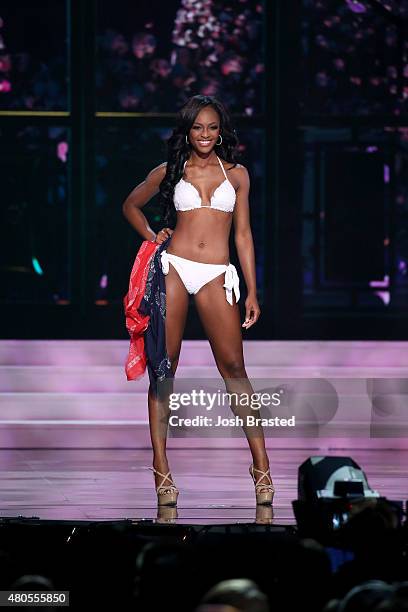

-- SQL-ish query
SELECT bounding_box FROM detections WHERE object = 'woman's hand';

[153,227,174,244]
[242,293,261,329]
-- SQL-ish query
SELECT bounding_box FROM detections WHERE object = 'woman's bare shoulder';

[224,160,248,173]
[225,162,249,186]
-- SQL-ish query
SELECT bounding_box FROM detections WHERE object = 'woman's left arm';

[232,164,261,329]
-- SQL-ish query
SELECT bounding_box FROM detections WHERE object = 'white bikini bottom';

[160,250,240,305]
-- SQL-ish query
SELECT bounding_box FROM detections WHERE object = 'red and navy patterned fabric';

[124,234,173,395]
[138,235,174,395]
[123,239,158,381]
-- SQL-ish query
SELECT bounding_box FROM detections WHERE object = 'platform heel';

[149,467,179,506]
[249,464,275,505]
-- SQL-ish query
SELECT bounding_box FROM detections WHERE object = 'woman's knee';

[218,358,246,379]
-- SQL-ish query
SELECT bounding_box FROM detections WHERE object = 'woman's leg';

[148,262,189,489]
[193,274,272,485]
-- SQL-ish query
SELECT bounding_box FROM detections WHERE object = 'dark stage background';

[1,0,407,339]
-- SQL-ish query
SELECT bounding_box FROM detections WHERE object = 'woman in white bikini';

[122,95,275,507]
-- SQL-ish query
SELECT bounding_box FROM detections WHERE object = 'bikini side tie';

[160,250,170,274]
[224,264,240,305]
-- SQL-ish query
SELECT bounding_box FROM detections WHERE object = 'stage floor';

[0,447,406,524]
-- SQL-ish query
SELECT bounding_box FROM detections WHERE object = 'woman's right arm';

[122,162,167,242]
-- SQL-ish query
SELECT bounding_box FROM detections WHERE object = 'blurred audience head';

[375,582,408,611]
[195,578,269,612]
[323,580,395,612]
[10,574,55,591]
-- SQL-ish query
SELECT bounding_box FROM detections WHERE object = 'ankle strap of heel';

[250,465,275,493]
[148,466,178,493]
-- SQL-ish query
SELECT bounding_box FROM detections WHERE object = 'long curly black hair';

[159,95,240,226]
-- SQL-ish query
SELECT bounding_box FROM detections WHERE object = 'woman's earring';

[216,135,223,146]
[185,135,189,145]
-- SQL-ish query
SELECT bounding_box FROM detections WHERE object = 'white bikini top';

[173,155,236,213]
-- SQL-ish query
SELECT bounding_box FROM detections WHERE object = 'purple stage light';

[57,141,68,163]
[345,0,367,14]
[100,274,108,289]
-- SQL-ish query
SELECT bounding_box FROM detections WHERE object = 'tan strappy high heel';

[149,467,179,506]
[249,464,275,505]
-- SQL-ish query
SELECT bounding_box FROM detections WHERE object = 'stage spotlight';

[292,456,391,540]
[297,456,380,503]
